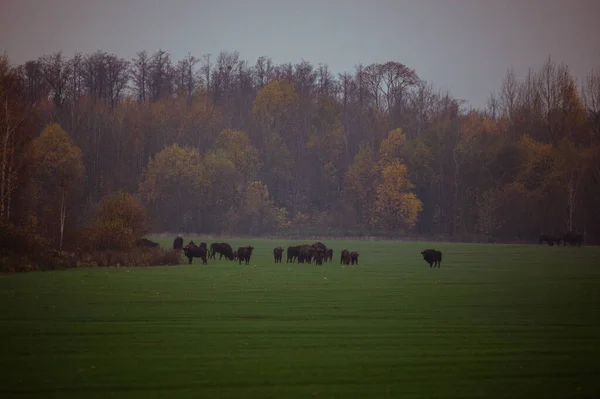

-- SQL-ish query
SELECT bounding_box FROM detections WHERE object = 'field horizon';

[1,238,599,398]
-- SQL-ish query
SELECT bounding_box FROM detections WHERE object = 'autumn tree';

[373,160,423,231]
[91,191,150,250]
[138,144,206,231]
[29,123,84,250]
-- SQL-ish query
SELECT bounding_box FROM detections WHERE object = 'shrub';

[90,192,151,251]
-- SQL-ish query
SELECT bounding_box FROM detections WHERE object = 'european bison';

[326,249,333,263]
[273,247,283,263]
[563,232,583,247]
[421,249,442,268]
[136,238,159,248]
[210,242,235,260]
[173,236,184,250]
[287,245,302,263]
[313,249,325,265]
[350,251,359,265]
[539,234,562,246]
[238,246,255,265]
[298,245,314,264]
[340,249,351,265]
[232,250,238,261]
[183,241,207,265]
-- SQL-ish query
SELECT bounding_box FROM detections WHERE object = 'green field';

[1,238,600,399]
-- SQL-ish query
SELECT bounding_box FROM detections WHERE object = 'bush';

[90,192,151,251]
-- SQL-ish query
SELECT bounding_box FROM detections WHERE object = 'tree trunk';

[59,190,67,251]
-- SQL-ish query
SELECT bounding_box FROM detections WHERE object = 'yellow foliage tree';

[373,160,423,231]
[30,123,84,250]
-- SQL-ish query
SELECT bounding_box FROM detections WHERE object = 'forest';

[1,49,600,248]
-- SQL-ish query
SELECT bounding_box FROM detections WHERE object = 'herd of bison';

[136,236,445,269]
[135,231,585,269]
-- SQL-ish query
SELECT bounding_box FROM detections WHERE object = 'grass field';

[1,238,600,399]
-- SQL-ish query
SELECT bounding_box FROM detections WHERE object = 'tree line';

[1,49,599,247]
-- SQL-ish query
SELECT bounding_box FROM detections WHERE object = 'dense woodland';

[1,49,600,248]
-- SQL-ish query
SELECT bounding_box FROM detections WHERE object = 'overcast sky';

[2,0,599,109]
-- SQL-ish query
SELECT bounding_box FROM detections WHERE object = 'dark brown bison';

[421,249,442,268]
[562,232,583,247]
[313,249,325,265]
[136,238,159,248]
[173,236,184,250]
[539,234,555,246]
[238,246,255,265]
[210,242,234,260]
[340,249,351,265]
[287,245,302,263]
[350,251,359,265]
[183,242,207,265]
[232,250,238,261]
[298,245,314,264]
[326,249,333,263]
[273,247,283,263]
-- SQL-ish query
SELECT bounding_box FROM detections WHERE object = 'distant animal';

[273,247,284,263]
[421,249,442,268]
[210,242,234,260]
[136,238,159,248]
[539,234,555,246]
[350,251,359,265]
[238,245,255,265]
[173,236,184,250]
[298,245,314,264]
[313,249,325,265]
[287,245,302,263]
[562,232,583,247]
[326,249,333,263]
[340,249,351,265]
[232,250,238,261]
[183,242,207,265]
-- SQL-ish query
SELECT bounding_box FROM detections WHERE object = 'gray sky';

[2,0,599,108]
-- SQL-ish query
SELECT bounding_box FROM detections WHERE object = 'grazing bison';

[287,245,302,263]
[136,238,159,248]
[350,251,359,265]
[340,249,351,265]
[313,249,325,265]
[183,242,207,265]
[539,234,556,246]
[273,247,284,263]
[298,245,314,264]
[562,232,583,247]
[326,249,333,263]
[232,250,238,261]
[210,242,235,260]
[238,246,255,265]
[173,236,184,250]
[421,249,442,268]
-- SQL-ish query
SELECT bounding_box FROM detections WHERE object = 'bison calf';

[421,249,442,268]
[273,247,283,263]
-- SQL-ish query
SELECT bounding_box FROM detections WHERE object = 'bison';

[421,249,442,268]
[313,249,325,265]
[326,249,333,263]
[273,247,284,263]
[298,245,314,264]
[563,232,583,247]
[173,236,184,250]
[238,246,255,265]
[350,251,359,265]
[136,238,159,248]
[232,250,238,261]
[340,249,351,265]
[539,234,556,246]
[210,242,235,260]
[287,245,302,263]
[183,242,207,265]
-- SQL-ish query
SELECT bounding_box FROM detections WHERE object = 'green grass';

[1,238,600,399]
